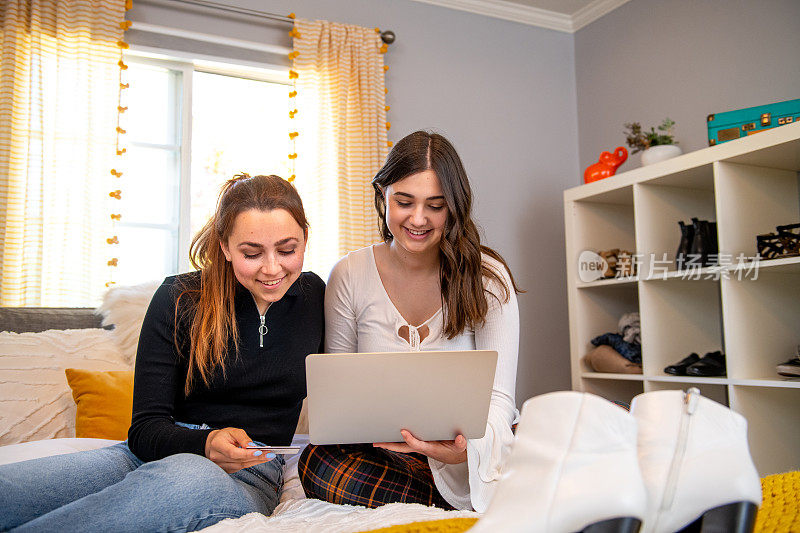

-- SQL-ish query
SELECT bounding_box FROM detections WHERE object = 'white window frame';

[122,47,289,276]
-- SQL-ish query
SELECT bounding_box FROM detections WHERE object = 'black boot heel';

[700,501,758,533]
[581,516,642,533]
[678,501,759,533]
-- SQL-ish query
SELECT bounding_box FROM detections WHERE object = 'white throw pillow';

[0,329,129,445]
[96,280,160,366]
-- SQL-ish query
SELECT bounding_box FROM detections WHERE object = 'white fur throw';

[96,281,160,366]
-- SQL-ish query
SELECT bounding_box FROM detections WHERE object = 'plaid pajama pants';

[298,444,455,509]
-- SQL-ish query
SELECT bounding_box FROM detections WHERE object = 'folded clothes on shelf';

[591,332,641,364]
[583,345,642,374]
[585,312,642,374]
[619,312,640,345]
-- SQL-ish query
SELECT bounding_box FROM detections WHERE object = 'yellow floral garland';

[107,1,133,288]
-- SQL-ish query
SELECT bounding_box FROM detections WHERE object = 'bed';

[0,289,478,532]
[2,293,790,532]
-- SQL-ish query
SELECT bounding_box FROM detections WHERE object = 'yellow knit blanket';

[358,518,477,533]
[756,471,800,532]
[358,472,799,533]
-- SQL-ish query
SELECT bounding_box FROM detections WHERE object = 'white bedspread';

[199,499,478,533]
[0,437,480,532]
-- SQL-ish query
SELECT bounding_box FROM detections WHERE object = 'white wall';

[575,0,800,173]
[127,0,580,403]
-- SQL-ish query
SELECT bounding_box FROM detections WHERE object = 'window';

[190,71,290,239]
[116,54,290,286]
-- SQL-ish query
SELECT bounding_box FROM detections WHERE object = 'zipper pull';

[259,315,268,348]
[685,387,700,414]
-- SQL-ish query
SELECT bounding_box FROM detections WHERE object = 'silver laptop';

[306,350,498,445]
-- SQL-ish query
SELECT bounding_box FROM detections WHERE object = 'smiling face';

[383,169,449,257]
[220,208,306,313]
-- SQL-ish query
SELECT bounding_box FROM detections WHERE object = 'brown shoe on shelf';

[598,249,619,278]
[584,345,642,374]
[617,250,636,277]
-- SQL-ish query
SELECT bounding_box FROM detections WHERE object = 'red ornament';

[584,147,628,184]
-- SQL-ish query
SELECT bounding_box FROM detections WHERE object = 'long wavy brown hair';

[372,131,522,339]
[179,173,308,395]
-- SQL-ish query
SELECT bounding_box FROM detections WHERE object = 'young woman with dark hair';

[0,174,325,532]
[299,131,522,512]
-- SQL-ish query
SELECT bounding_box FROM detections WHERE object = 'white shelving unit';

[564,122,800,476]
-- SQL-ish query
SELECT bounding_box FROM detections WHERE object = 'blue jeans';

[0,424,284,532]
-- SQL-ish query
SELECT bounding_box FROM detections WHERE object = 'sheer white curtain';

[290,18,389,279]
[0,0,127,306]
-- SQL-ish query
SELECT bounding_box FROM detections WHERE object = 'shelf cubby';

[721,271,800,381]
[638,278,723,378]
[571,284,639,381]
[714,161,799,259]
[634,181,716,276]
[567,197,636,270]
[730,386,800,476]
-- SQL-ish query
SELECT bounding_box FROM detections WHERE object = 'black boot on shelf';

[708,221,719,263]
[676,221,694,270]
[688,218,719,267]
[686,351,726,377]
[689,217,707,266]
[664,353,700,375]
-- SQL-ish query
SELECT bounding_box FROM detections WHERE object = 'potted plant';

[623,118,682,165]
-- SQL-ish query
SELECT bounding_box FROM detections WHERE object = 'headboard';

[0,307,105,333]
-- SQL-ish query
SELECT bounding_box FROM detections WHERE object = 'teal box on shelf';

[707,98,800,146]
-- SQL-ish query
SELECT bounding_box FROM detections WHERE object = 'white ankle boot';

[631,388,761,533]
[470,391,646,533]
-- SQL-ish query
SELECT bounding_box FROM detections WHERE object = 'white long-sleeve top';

[324,245,520,512]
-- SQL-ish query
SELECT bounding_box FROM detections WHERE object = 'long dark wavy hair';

[372,131,522,339]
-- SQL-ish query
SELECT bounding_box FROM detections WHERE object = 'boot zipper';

[659,387,700,514]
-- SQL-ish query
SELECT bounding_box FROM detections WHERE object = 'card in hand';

[244,445,301,456]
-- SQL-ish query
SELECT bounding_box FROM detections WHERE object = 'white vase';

[641,144,682,166]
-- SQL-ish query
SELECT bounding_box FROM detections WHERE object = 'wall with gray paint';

[575,0,800,174]
[127,0,580,403]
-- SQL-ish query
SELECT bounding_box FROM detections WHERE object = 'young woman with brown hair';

[0,174,324,532]
[298,131,521,512]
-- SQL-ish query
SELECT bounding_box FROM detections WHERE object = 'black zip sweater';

[128,270,324,462]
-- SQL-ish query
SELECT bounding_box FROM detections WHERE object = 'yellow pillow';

[64,369,134,440]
